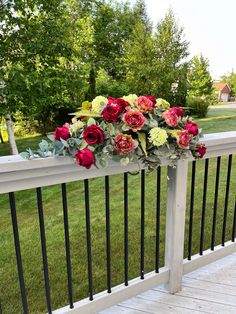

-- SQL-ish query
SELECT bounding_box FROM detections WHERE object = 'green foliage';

[96,69,129,97]
[123,9,189,103]
[188,55,213,97]
[220,71,236,97]
[186,96,209,118]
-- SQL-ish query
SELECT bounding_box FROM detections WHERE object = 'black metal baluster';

[9,192,28,314]
[84,179,93,300]
[124,173,129,286]
[105,176,111,293]
[200,159,209,255]
[222,155,233,246]
[188,161,196,260]
[36,188,52,314]
[211,156,221,250]
[140,169,145,279]
[61,183,73,308]
[232,199,236,242]
[155,167,161,273]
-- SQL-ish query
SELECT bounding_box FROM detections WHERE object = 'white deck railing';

[0,131,236,314]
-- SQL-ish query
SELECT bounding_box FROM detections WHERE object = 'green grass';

[0,108,236,313]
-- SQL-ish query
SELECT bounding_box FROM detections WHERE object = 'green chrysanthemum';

[122,94,138,106]
[149,127,168,147]
[156,98,170,109]
[91,96,108,113]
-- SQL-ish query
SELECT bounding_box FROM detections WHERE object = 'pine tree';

[152,10,189,103]
[188,55,213,96]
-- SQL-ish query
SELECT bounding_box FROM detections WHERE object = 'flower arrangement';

[21,94,206,171]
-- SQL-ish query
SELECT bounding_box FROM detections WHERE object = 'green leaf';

[60,139,69,148]
[39,140,49,152]
[87,118,96,126]
[82,101,91,110]
[137,132,147,156]
[20,152,30,159]
[47,134,55,142]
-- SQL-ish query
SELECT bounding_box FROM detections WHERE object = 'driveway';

[210,102,236,109]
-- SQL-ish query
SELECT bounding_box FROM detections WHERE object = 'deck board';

[100,254,236,314]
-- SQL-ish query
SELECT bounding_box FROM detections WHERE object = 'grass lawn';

[0,108,236,313]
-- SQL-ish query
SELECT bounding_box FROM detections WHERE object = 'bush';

[186,96,209,118]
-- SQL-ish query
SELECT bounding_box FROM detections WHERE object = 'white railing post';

[165,159,188,293]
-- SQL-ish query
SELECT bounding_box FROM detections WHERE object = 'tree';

[0,0,92,132]
[221,70,236,97]
[188,55,213,97]
[152,10,189,104]
[123,21,155,94]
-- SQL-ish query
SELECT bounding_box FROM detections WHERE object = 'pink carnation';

[122,109,145,132]
[171,106,184,117]
[135,96,154,113]
[162,109,179,127]
[184,121,199,136]
[114,134,135,155]
[177,130,191,149]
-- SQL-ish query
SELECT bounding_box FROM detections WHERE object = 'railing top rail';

[0,131,236,193]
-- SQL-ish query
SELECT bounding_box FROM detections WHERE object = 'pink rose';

[135,96,154,113]
[114,134,135,154]
[162,109,178,127]
[177,130,191,149]
[54,125,70,141]
[122,109,145,132]
[75,148,95,169]
[171,106,184,117]
[144,95,156,106]
[184,121,199,136]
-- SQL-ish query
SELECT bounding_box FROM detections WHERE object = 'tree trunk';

[0,115,4,143]
[5,114,18,155]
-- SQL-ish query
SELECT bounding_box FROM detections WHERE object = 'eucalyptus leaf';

[137,132,147,156]
[87,118,96,126]
[60,139,69,148]
[47,134,55,142]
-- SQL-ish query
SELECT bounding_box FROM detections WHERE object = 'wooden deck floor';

[100,253,236,314]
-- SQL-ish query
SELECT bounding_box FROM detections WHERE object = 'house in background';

[213,82,231,102]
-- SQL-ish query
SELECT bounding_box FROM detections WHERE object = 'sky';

[143,0,236,80]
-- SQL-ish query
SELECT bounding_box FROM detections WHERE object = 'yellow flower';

[168,129,180,138]
[70,120,84,133]
[149,127,168,147]
[156,98,170,109]
[91,96,108,113]
[122,94,138,106]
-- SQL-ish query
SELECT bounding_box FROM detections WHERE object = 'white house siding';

[220,92,229,102]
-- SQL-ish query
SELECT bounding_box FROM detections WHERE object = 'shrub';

[186,96,209,118]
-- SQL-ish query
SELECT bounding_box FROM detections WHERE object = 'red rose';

[177,130,191,149]
[195,144,207,158]
[144,95,156,106]
[54,126,70,141]
[135,96,154,113]
[184,121,199,136]
[83,124,104,145]
[102,104,121,122]
[75,148,95,169]
[114,134,135,154]
[108,97,130,113]
[171,106,184,117]
[162,109,178,127]
[122,109,145,132]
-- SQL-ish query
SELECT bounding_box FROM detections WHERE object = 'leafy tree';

[152,10,189,104]
[123,21,155,94]
[221,70,236,97]
[0,0,92,132]
[188,54,213,97]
